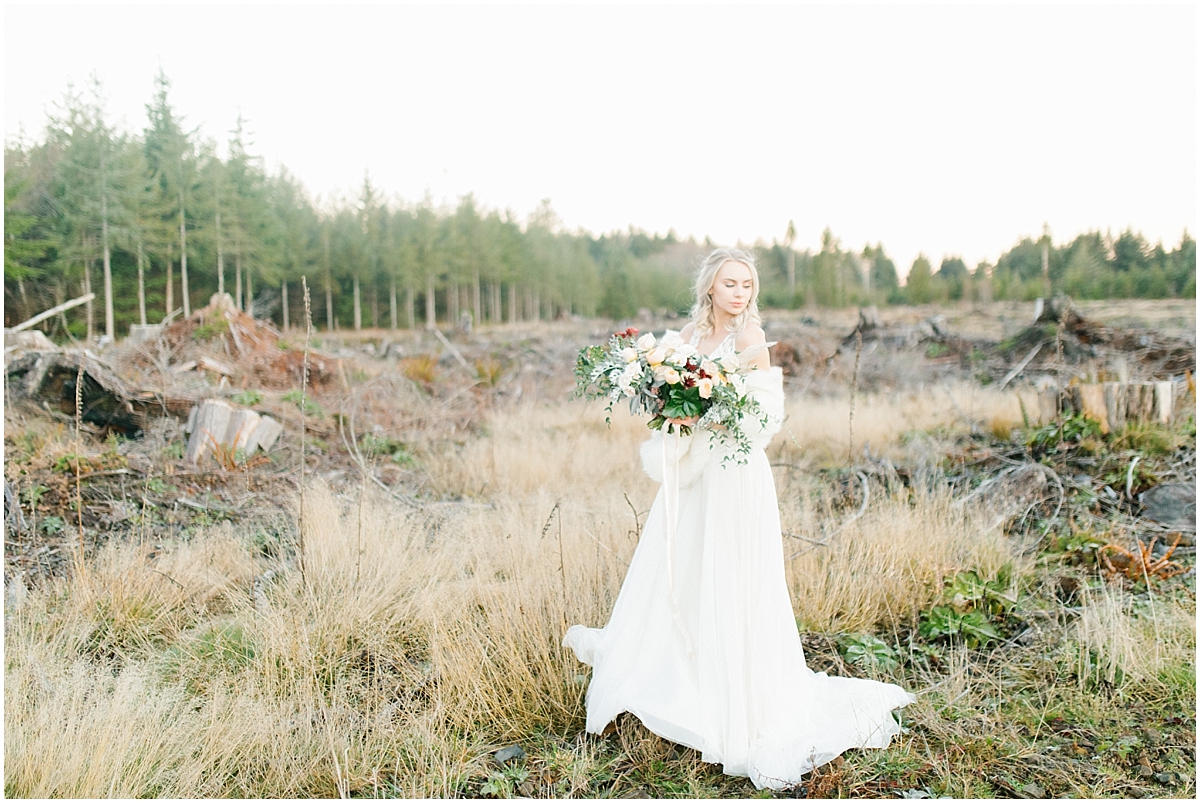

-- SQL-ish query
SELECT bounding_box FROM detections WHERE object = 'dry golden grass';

[777,380,1029,465]
[3,393,1191,797]
[1071,580,1196,690]
[783,488,1021,633]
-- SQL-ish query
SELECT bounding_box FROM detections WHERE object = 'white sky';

[4,3,1196,278]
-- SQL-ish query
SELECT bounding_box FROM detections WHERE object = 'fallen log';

[7,292,94,334]
[4,349,197,435]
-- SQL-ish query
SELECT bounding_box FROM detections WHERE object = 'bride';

[563,247,916,791]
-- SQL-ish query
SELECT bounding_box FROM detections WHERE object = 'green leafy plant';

[146,477,172,495]
[39,515,64,535]
[839,633,900,671]
[361,433,417,468]
[925,342,950,359]
[192,317,229,341]
[1025,412,1104,454]
[917,567,1017,649]
[918,606,1001,648]
[480,765,529,798]
[281,388,322,417]
[1046,528,1108,567]
[230,389,263,407]
[20,484,48,509]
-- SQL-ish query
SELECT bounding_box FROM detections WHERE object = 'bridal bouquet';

[573,327,770,461]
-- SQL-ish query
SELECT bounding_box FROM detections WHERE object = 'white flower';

[718,354,740,373]
[697,378,714,399]
[730,373,746,394]
[617,363,643,396]
[700,358,719,376]
[646,347,668,366]
[660,330,684,348]
[663,367,682,385]
[620,347,638,363]
[636,332,656,350]
[674,343,698,360]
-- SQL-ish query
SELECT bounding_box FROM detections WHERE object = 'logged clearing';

[3,299,1195,798]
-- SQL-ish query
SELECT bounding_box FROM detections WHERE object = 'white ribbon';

[661,428,695,657]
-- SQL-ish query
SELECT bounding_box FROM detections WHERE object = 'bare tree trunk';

[101,181,114,341]
[424,272,436,330]
[216,212,224,297]
[508,283,518,325]
[405,286,415,329]
[17,276,28,322]
[166,241,174,317]
[235,246,243,311]
[179,197,190,317]
[449,281,459,326]
[492,282,501,323]
[353,274,362,330]
[371,285,379,328]
[282,280,289,330]
[326,274,334,332]
[532,287,540,322]
[84,258,94,342]
[323,228,333,330]
[246,270,253,318]
[787,250,796,299]
[137,239,147,326]
[389,278,397,330]
[473,272,481,325]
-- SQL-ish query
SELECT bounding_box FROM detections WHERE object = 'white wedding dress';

[563,329,916,791]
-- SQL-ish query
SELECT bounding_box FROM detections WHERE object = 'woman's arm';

[736,324,770,370]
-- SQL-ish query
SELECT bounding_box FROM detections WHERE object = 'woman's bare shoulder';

[735,323,766,349]
[678,321,696,340]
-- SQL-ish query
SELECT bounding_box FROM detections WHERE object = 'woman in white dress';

[563,247,916,791]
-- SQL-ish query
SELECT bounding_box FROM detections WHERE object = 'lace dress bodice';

[689,327,738,359]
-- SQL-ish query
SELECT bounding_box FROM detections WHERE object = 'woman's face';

[708,260,754,319]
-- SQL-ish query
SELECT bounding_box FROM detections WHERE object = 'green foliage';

[192,317,229,341]
[917,568,1017,649]
[839,633,900,671]
[361,433,417,467]
[925,342,950,358]
[904,255,935,304]
[281,388,322,416]
[480,765,529,799]
[39,515,65,535]
[162,621,256,695]
[1045,528,1108,567]
[230,389,263,407]
[1025,412,1104,454]
[918,606,1001,649]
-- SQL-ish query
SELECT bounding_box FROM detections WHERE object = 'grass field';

[3,304,1195,798]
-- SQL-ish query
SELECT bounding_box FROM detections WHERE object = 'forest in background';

[4,72,1195,340]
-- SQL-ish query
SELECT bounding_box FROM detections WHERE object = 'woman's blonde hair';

[690,247,761,336]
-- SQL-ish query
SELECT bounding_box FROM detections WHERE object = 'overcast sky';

[5,3,1196,277]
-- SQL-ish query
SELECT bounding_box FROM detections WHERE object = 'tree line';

[5,73,1194,340]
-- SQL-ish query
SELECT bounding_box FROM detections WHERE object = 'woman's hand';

[665,415,699,429]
